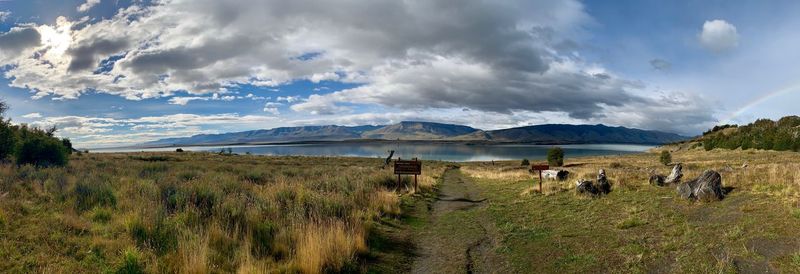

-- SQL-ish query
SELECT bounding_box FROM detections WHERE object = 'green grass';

[456,149,800,273]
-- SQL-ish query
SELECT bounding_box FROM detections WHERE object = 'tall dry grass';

[0,152,446,273]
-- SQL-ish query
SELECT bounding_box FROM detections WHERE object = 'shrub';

[61,138,73,155]
[175,148,184,153]
[547,147,564,167]
[16,134,69,167]
[116,248,145,274]
[74,181,117,212]
[659,150,672,166]
[521,158,530,166]
[251,221,276,258]
[0,122,15,161]
[129,216,178,255]
[189,186,217,219]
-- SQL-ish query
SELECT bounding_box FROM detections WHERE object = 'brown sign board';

[394,159,422,175]
[531,164,549,171]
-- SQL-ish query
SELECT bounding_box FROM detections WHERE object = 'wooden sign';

[531,164,549,171]
[394,159,422,175]
[530,164,549,193]
[394,158,422,192]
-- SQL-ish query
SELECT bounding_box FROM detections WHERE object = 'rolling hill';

[142,121,688,147]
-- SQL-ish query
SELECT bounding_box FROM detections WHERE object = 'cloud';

[22,112,42,118]
[0,26,41,59]
[649,59,671,71]
[77,0,102,12]
[27,113,280,147]
[263,102,282,115]
[700,19,739,52]
[0,11,10,22]
[0,0,716,135]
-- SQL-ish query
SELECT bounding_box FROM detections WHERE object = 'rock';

[596,169,611,194]
[665,163,683,184]
[576,179,598,196]
[542,170,569,181]
[649,174,666,186]
[676,170,724,201]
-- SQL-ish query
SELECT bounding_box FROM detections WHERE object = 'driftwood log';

[576,169,611,196]
[542,170,570,181]
[650,163,683,187]
[676,170,724,201]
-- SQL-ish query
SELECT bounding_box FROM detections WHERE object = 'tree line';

[701,116,800,152]
[0,100,72,167]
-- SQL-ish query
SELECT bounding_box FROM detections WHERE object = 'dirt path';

[411,167,509,274]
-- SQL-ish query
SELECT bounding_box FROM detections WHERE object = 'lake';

[95,143,655,162]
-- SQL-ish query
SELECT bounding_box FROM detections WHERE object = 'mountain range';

[142,121,688,147]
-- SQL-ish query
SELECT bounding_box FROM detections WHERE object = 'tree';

[62,138,74,155]
[16,133,69,167]
[547,147,564,167]
[0,100,13,160]
[659,150,672,166]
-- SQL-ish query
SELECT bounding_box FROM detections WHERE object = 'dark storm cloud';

[0,27,41,53]
[67,38,130,71]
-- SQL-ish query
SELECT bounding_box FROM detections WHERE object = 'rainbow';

[722,82,800,124]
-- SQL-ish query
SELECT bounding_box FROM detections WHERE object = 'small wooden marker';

[530,164,549,193]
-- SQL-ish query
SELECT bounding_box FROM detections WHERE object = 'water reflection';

[97,143,654,162]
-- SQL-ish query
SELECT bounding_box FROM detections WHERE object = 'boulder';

[665,163,683,184]
[576,179,598,196]
[596,169,611,194]
[676,170,724,201]
[649,174,666,186]
[542,169,570,181]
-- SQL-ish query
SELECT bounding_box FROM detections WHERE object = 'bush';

[116,248,145,274]
[74,181,117,212]
[251,221,276,258]
[0,122,15,161]
[547,147,564,167]
[129,216,178,255]
[16,133,69,167]
[660,150,672,166]
[521,158,530,166]
[175,148,184,153]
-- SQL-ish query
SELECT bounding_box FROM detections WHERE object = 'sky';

[1,0,800,148]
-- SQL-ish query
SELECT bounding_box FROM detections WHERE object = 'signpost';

[394,158,422,192]
[531,164,549,193]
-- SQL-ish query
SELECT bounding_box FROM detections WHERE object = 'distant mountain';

[144,125,381,146]
[142,121,688,147]
[362,121,481,140]
[487,124,687,144]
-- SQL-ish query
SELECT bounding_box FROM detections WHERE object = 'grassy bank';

[453,148,800,272]
[0,152,444,273]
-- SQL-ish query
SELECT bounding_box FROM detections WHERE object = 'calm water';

[96,143,654,162]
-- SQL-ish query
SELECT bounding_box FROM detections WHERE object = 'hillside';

[142,122,688,147]
[362,121,481,140]
[487,124,686,144]
[697,116,800,151]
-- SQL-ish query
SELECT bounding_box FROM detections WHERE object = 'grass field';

[0,152,444,273]
[449,148,800,273]
[1,148,799,273]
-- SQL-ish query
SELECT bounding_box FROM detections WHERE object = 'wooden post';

[538,170,543,192]
[530,164,549,193]
[397,174,401,191]
[414,174,418,192]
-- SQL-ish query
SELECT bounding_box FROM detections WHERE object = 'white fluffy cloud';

[0,0,716,136]
[28,113,280,147]
[0,11,10,22]
[77,0,102,12]
[700,19,739,52]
